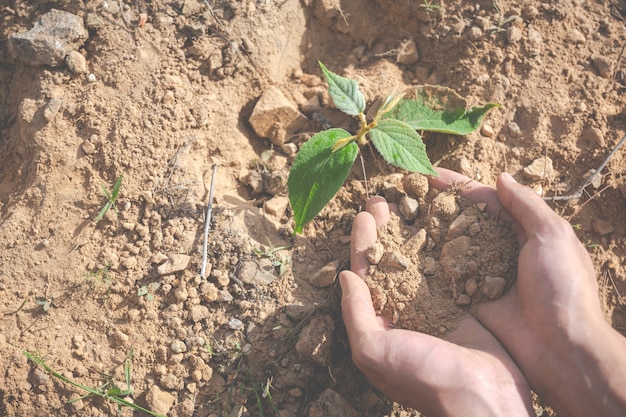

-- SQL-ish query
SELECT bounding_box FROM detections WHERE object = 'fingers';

[428,168,513,222]
[339,270,386,342]
[351,196,390,278]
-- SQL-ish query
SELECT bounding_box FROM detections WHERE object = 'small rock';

[422,256,436,275]
[281,142,298,155]
[249,86,305,145]
[32,368,49,386]
[522,5,540,20]
[264,195,289,217]
[309,260,339,288]
[526,28,543,56]
[397,39,419,65]
[523,156,554,181]
[173,285,188,303]
[480,123,495,138]
[189,305,210,322]
[382,251,411,270]
[289,387,303,397]
[456,294,471,306]
[467,26,483,41]
[9,9,88,67]
[228,318,244,330]
[581,126,605,148]
[238,260,275,285]
[447,213,477,239]
[508,122,521,138]
[306,388,356,417]
[366,243,384,265]
[403,173,429,198]
[566,28,586,44]
[182,0,203,16]
[592,219,614,236]
[431,193,460,220]
[481,276,507,299]
[81,140,97,155]
[440,236,472,282]
[65,50,87,73]
[506,26,522,43]
[157,254,191,275]
[594,56,612,78]
[468,223,481,236]
[465,278,478,296]
[399,196,419,221]
[43,98,63,122]
[295,314,335,366]
[171,340,187,354]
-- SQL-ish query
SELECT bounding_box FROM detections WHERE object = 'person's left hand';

[340,195,533,417]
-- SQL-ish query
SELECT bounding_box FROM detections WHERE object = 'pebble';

[447,213,477,239]
[581,126,605,148]
[431,193,460,220]
[366,243,384,265]
[227,318,244,330]
[481,276,507,299]
[567,28,586,44]
[506,26,522,43]
[249,86,305,145]
[468,223,481,236]
[308,260,339,288]
[592,219,614,236]
[523,156,554,180]
[8,9,88,67]
[81,140,97,155]
[171,340,187,354]
[382,251,411,270]
[480,123,495,138]
[422,256,437,275]
[508,122,521,137]
[217,289,233,302]
[306,388,356,417]
[403,173,429,198]
[456,294,471,306]
[594,56,612,78]
[399,196,419,221]
[43,97,63,122]
[281,142,298,155]
[189,305,210,322]
[65,50,87,73]
[145,386,176,416]
[396,39,419,65]
[238,260,275,285]
[465,278,478,296]
[157,254,191,275]
[264,195,289,217]
[467,26,483,41]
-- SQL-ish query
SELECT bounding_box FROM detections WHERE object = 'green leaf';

[319,62,366,117]
[385,86,499,135]
[370,119,438,175]
[288,128,358,233]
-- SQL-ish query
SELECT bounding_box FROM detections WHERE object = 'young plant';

[137,282,161,302]
[24,350,165,417]
[95,174,123,223]
[287,62,498,233]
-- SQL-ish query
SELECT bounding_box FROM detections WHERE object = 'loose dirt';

[1,1,625,416]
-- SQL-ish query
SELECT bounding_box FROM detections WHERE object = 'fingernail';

[501,172,517,183]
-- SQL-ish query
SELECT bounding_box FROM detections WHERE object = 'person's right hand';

[430,168,626,417]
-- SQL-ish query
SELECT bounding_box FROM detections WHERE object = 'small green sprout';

[95,174,123,223]
[137,282,161,302]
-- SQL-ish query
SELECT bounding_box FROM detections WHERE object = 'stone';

[228,318,244,330]
[403,173,429,198]
[399,195,419,221]
[295,314,335,366]
[592,219,613,236]
[9,9,88,67]
[189,305,210,322]
[217,290,233,302]
[81,140,97,155]
[581,126,605,148]
[465,278,478,296]
[523,156,554,181]
[171,340,187,354]
[157,254,191,275]
[508,122,521,137]
[306,388,356,417]
[440,236,472,282]
[43,98,63,122]
[456,294,471,306]
[526,28,543,56]
[467,26,483,41]
[567,28,586,44]
[481,276,507,299]
[264,195,289,217]
[431,193,460,220]
[447,213,477,239]
[238,260,276,285]
[506,26,522,43]
[594,56,612,78]
[309,260,339,288]
[382,251,411,270]
[397,39,419,65]
[65,50,87,73]
[182,0,203,16]
[281,142,298,155]
[366,242,384,265]
[249,86,305,145]
[422,256,437,275]
[480,123,495,138]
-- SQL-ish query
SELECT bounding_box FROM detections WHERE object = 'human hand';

[429,168,626,417]
[339,196,533,417]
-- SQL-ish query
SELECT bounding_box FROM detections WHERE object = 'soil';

[1,1,626,417]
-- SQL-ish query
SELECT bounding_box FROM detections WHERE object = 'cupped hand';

[429,168,626,417]
[340,196,533,417]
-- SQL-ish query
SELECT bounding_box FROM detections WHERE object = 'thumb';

[339,271,386,344]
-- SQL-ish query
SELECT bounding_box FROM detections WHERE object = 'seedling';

[35,294,56,313]
[487,0,518,33]
[253,244,292,277]
[420,0,442,12]
[95,175,123,223]
[137,282,161,302]
[287,62,498,233]
[23,349,165,417]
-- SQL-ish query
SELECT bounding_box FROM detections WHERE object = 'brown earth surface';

[1,1,626,416]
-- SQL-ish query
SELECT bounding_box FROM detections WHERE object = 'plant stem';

[201,164,219,279]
